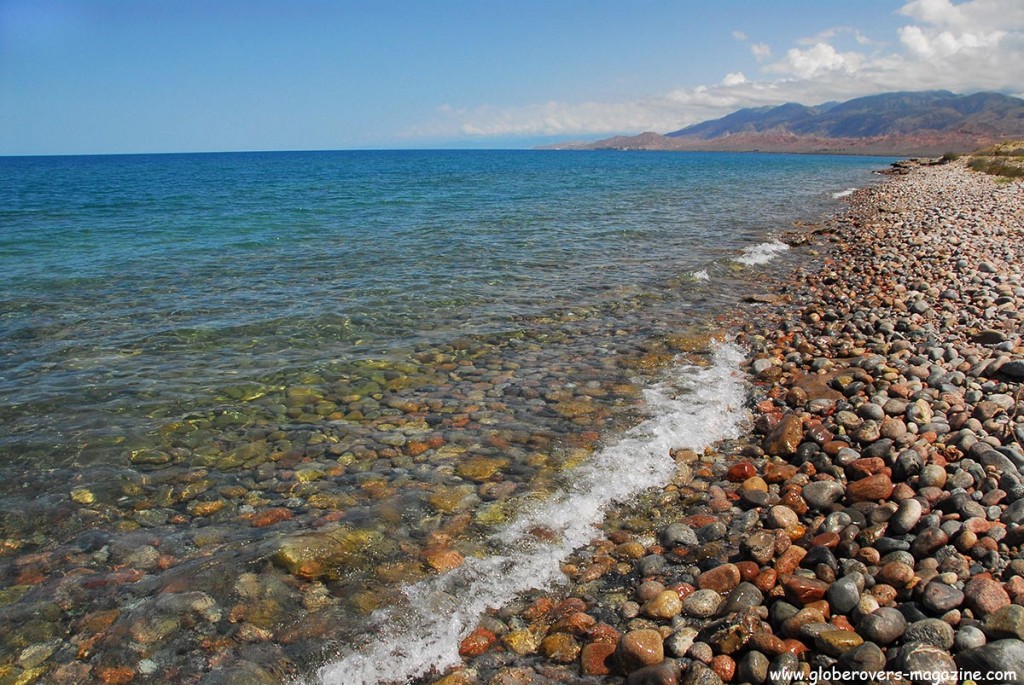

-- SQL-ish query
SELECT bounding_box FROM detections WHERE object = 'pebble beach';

[418,158,1024,685]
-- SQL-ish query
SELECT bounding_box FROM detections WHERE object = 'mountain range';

[550,91,1024,155]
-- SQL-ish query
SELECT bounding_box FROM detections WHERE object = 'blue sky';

[1,0,1021,154]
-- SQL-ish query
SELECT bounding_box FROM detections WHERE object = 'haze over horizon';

[2,0,1022,156]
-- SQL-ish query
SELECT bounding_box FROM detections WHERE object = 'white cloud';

[751,43,772,61]
[723,72,747,86]
[411,0,1024,140]
[771,42,863,79]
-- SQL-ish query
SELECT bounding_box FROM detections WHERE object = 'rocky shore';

[424,159,1024,685]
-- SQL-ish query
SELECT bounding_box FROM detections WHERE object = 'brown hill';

[552,91,1024,156]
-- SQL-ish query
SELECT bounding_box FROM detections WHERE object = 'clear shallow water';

[0,150,891,683]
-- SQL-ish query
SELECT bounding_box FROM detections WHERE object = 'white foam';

[692,269,710,281]
[832,188,857,199]
[735,240,789,266]
[315,342,750,685]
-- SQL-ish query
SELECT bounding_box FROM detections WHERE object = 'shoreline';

[422,159,1024,685]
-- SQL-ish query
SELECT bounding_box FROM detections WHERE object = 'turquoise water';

[0,150,891,682]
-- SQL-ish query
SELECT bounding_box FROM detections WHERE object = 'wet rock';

[698,564,741,595]
[682,661,724,685]
[643,591,683,620]
[626,659,683,685]
[802,481,845,510]
[764,414,804,456]
[683,590,724,618]
[617,629,665,671]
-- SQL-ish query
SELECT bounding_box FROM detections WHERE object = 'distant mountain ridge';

[552,91,1024,155]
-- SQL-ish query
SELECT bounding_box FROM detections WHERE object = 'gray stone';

[627,658,684,685]
[898,642,958,685]
[922,581,964,613]
[682,589,723,618]
[662,523,699,547]
[721,582,764,614]
[983,604,1024,640]
[956,639,1024,684]
[858,607,907,645]
[767,653,800,685]
[681,661,724,685]
[802,481,845,510]
[954,625,987,652]
[827,574,861,614]
[999,360,1024,380]
[837,641,886,674]
[737,650,770,685]
[889,498,923,535]
[904,618,955,650]
[742,530,777,565]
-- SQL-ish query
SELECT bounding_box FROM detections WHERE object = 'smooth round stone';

[698,564,741,595]
[685,661,725,685]
[888,498,923,535]
[910,527,949,559]
[627,659,683,685]
[858,403,886,421]
[898,642,957,685]
[643,590,683,620]
[953,625,987,651]
[919,464,948,488]
[767,505,800,529]
[616,628,665,671]
[859,607,907,645]
[838,641,886,672]
[639,554,668,576]
[828,574,862,614]
[662,523,699,547]
[802,481,845,510]
[964,576,1011,617]
[955,640,1024,683]
[904,618,955,650]
[737,650,770,685]
[683,589,724,618]
[638,580,667,602]
[721,582,765,614]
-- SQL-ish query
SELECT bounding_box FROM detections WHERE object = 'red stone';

[781,574,830,605]
[727,462,758,482]
[699,564,741,594]
[964,575,1011,617]
[459,627,497,657]
[846,457,889,480]
[764,463,799,483]
[250,507,293,528]
[587,623,622,644]
[736,561,761,583]
[551,611,596,635]
[847,473,894,502]
[581,642,617,676]
[774,546,807,575]
[712,654,737,682]
[755,569,778,593]
[781,639,810,655]
[810,532,840,549]
[551,597,588,620]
